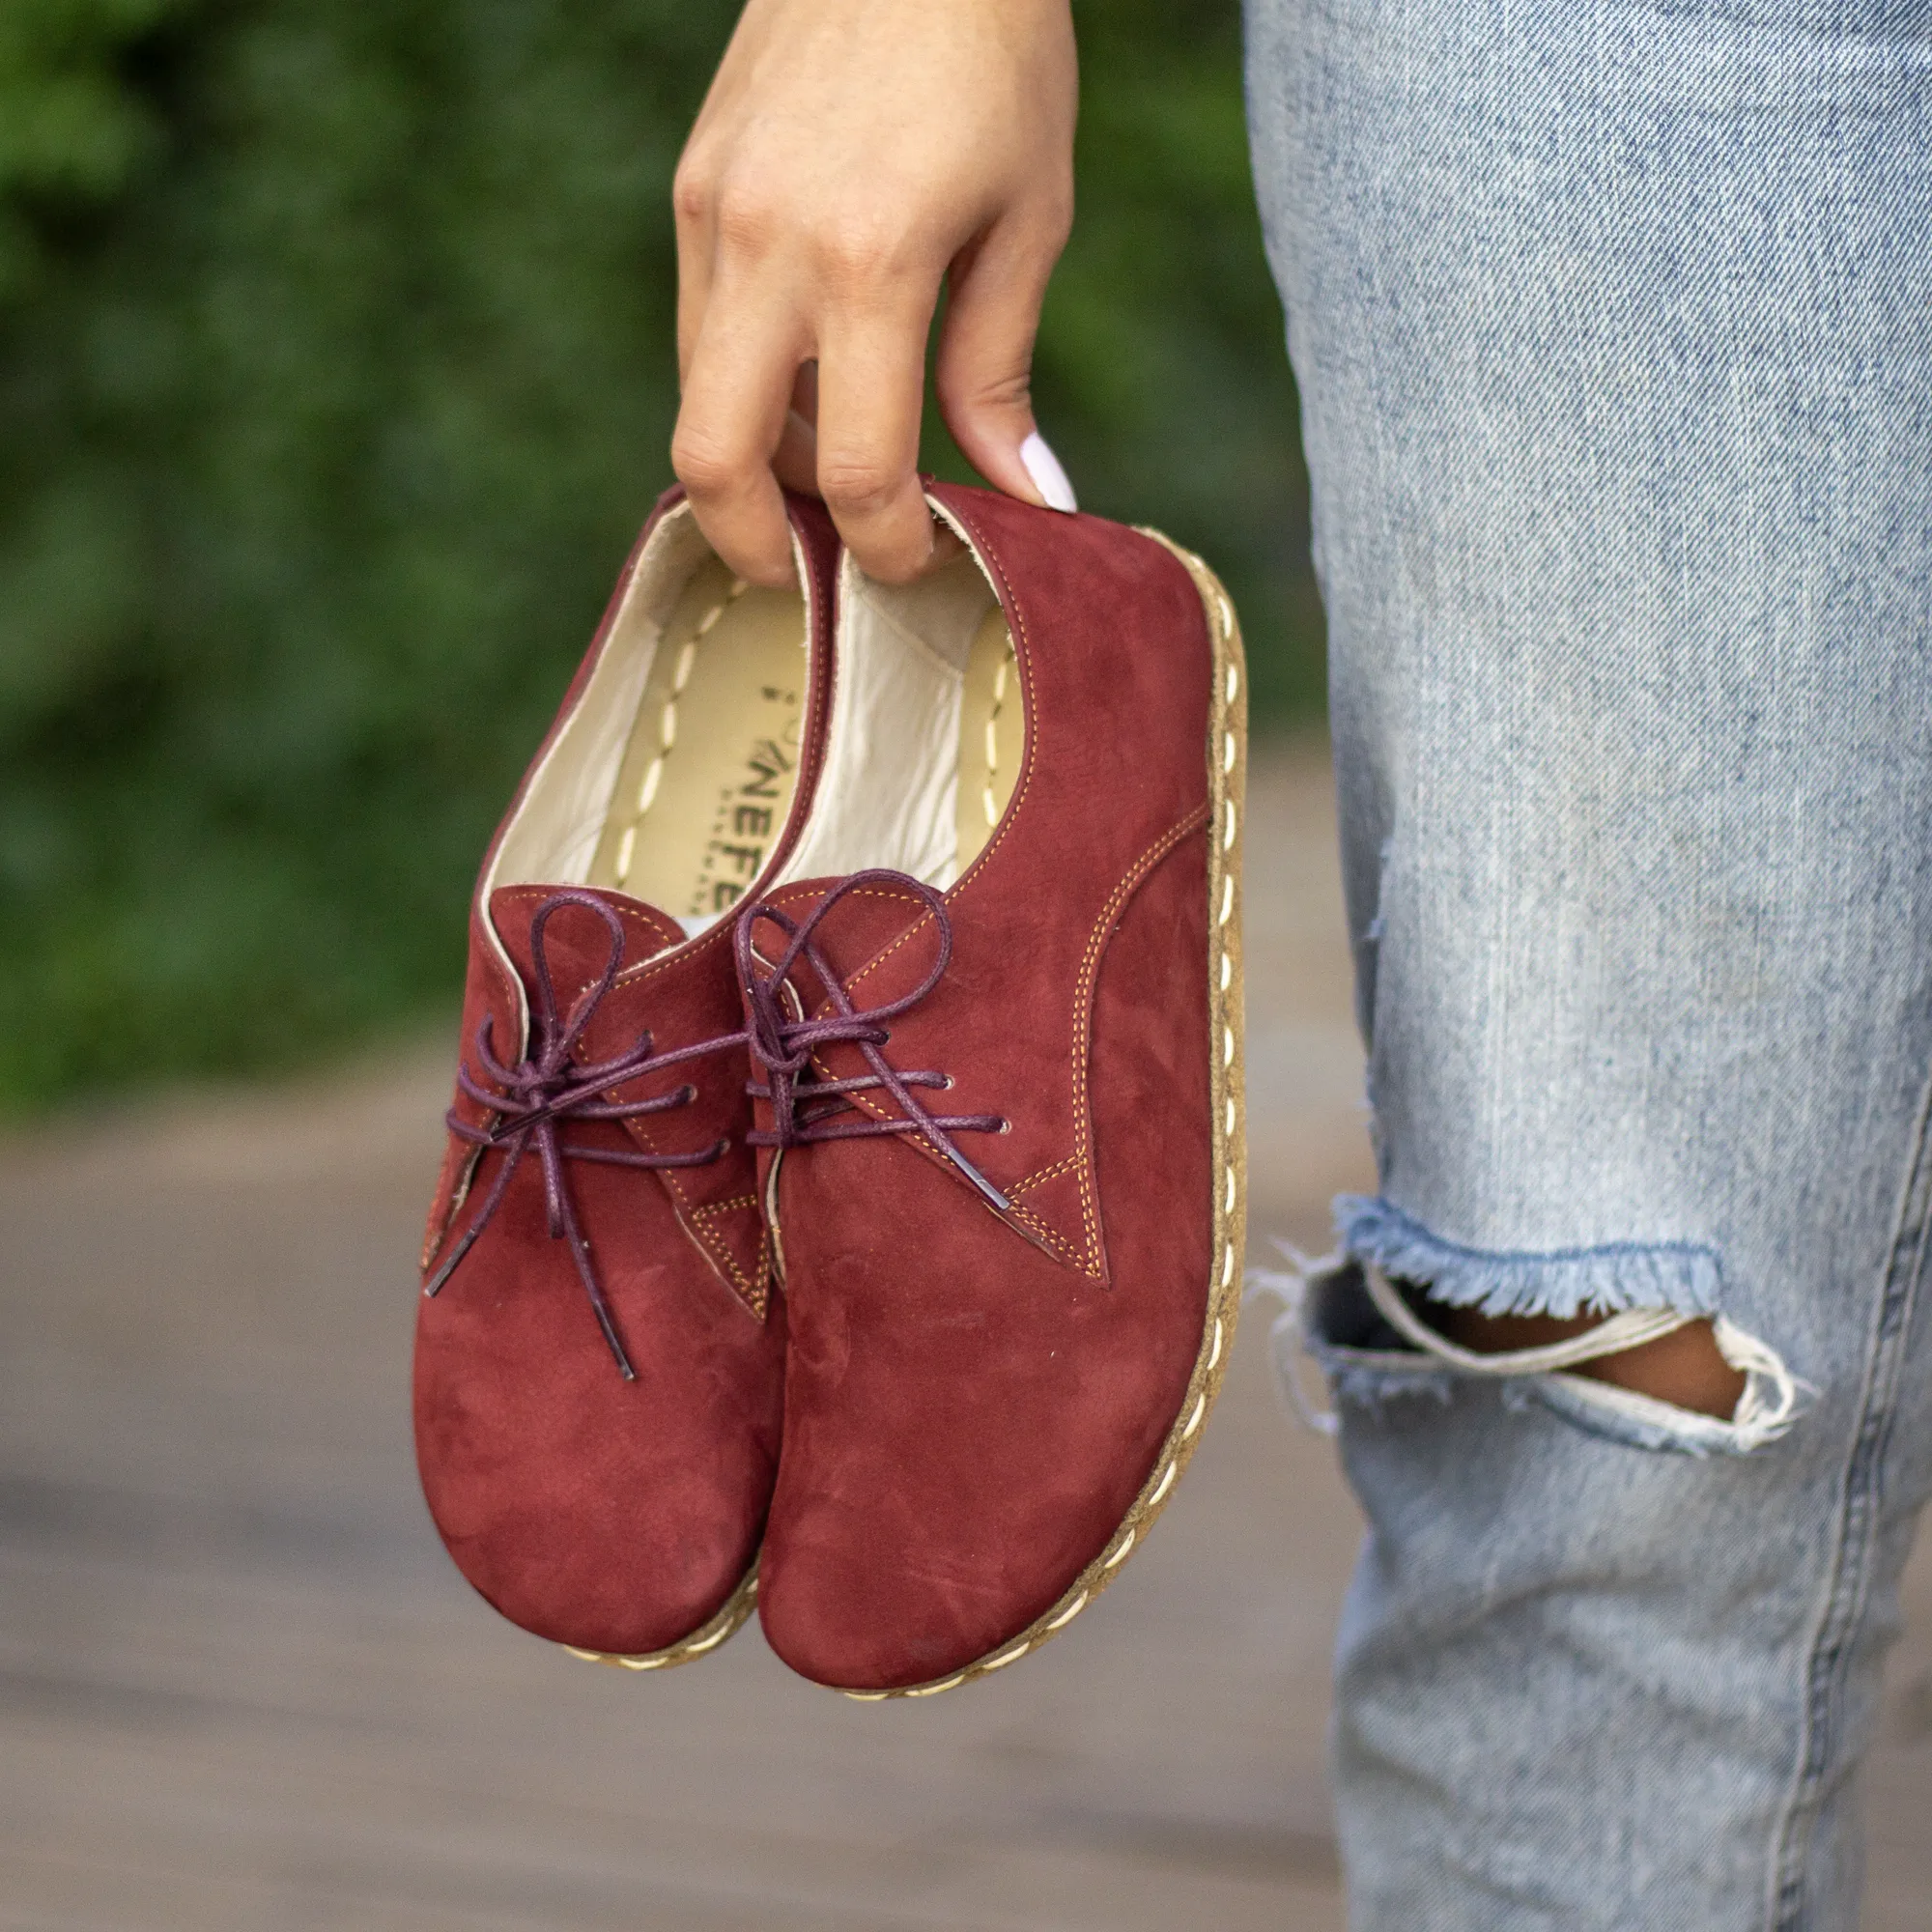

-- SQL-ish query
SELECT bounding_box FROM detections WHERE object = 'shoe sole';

[837,534,1249,1701]
[559,1559,760,1673]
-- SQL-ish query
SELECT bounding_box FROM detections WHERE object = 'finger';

[772,361,819,497]
[934,214,1075,512]
[671,298,807,586]
[813,296,940,582]
[671,147,719,384]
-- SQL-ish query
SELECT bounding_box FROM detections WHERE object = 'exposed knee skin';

[1437,1305,1748,1419]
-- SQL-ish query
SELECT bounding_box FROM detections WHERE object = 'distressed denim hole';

[1258,1205,1813,1456]
[1431,1302,1747,1419]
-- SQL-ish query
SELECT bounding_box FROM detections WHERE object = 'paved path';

[2,746,1927,1929]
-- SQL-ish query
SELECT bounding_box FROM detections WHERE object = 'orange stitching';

[682,1208,754,1293]
[767,884,923,913]
[629,1117,752,1298]
[809,529,1247,1704]
[1005,1154,1080,1199]
[489,884,755,1286]
[755,882,936,1010]
[613,915,732,987]
[1004,1200,1090,1268]
[733,504,1210,1273]
[840,910,938,995]
[490,884,696,996]
[1058,806,1213,1269]
[797,805,1208,1275]
[495,882,680,944]
[690,1194,758,1220]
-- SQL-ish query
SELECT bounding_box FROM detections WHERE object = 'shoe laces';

[733,870,1009,1213]
[424,890,741,1378]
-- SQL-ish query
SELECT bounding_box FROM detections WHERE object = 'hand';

[670,0,1078,586]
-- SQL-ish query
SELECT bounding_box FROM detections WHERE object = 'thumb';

[934,224,1078,515]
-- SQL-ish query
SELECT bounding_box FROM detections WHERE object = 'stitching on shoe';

[435,501,833,1300]
[976,636,1015,834]
[606,523,837,996]
[691,1193,758,1216]
[496,884,684,962]
[1005,1153,1081,1196]
[607,578,748,891]
[1002,1202,1091,1267]
[931,496,1039,892]
[832,527,1247,1700]
[421,1139,486,1271]
[790,806,1210,1274]
[485,885,768,1312]
[682,1188,767,1310]
[560,1559,762,1674]
[665,1178,765,1309]
[1058,807,1212,1271]
[755,885,942,1029]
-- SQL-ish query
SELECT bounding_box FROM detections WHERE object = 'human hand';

[670,0,1078,585]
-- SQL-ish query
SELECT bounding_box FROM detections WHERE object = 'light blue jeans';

[1243,4,1932,1926]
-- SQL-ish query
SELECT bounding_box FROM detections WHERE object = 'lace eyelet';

[997,1118,1012,1134]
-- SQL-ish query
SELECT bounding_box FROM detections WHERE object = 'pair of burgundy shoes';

[413,481,1247,1697]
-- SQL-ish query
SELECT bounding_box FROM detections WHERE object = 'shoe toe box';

[414,1169,783,1657]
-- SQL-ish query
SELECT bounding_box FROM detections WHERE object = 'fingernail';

[1019,431,1078,514]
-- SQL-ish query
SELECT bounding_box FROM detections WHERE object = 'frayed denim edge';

[1527,1330,1811,1457]
[1335,1195,1724,1321]
[1248,1254,1458,1423]
[1505,1375,1752,1457]
[1252,1233,1809,1455]
[1312,1339,1460,1413]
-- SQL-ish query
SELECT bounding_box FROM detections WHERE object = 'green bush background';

[0,0,1317,1113]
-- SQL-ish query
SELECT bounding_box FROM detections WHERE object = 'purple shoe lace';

[424,890,742,1379]
[733,870,1009,1212]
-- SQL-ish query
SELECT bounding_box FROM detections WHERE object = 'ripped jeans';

[1244,3,1932,1926]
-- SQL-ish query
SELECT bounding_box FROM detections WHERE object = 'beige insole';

[952,605,1022,876]
[584,554,809,929]
[775,544,1026,896]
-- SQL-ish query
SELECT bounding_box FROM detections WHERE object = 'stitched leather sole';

[836,534,1249,1702]
[559,1559,760,1673]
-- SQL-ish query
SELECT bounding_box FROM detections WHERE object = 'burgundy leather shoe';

[414,487,837,1666]
[733,481,1247,1695]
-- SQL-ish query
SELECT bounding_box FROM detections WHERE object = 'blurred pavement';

[2,743,1928,1929]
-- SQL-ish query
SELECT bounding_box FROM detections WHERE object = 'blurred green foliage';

[0,0,1316,1111]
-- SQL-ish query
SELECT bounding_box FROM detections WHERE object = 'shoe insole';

[953,604,1022,877]
[773,543,1025,895]
[584,554,809,930]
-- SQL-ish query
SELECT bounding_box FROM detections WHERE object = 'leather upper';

[413,489,838,1655]
[751,482,1219,1689]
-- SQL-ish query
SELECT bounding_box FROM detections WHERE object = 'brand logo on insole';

[687,692,801,919]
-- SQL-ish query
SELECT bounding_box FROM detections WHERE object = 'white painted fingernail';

[1019,432,1078,514]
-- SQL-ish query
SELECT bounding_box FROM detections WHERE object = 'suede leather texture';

[413,490,837,1655]
[752,483,1216,1690]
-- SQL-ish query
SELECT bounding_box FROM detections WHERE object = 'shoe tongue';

[486,885,686,1008]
